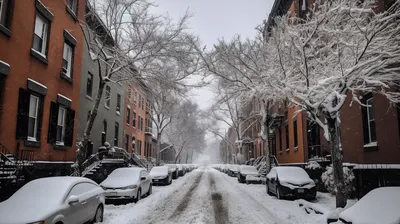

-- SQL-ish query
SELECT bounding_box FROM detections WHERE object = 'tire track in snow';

[209,174,230,224]
[169,171,204,218]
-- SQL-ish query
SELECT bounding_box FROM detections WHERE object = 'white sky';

[150,0,274,110]
[149,0,274,146]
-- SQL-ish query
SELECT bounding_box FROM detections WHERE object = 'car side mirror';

[141,177,146,180]
[66,195,79,205]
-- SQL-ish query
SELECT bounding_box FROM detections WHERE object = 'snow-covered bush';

[321,166,355,197]
[305,161,322,170]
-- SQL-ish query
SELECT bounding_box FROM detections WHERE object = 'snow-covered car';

[150,166,172,185]
[0,177,105,224]
[266,166,316,200]
[164,164,179,179]
[176,164,186,176]
[227,164,240,177]
[100,167,152,203]
[238,165,262,184]
[337,187,400,224]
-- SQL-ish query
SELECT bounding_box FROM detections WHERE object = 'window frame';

[126,107,130,125]
[366,97,376,144]
[125,134,129,151]
[285,123,289,151]
[279,127,283,153]
[116,93,121,113]
[133,111,136,128]
[32,13,49,56]
[56,106,67,145]
[114,122,119,146]
[293,119,298,149]
[27,94,39,141]
[62,42,74,78]
[105,86,111,108]
[86,73,93,97]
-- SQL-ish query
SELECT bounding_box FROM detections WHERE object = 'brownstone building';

[0,0,84,165]
[123,80,153,159]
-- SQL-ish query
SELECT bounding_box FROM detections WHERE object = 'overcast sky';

[150,0,274,110]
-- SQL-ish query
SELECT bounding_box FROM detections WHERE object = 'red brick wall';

[341,93,400,164]
[275,107,307,164]
[0,0,84,161]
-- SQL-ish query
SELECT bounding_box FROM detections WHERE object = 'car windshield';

[108,168,140,180]
[240,166,258,174]
[1,0,398,223]
[150,167,168,175]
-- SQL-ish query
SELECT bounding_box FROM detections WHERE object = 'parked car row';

[212,164,263,185]
[0,164,199,224]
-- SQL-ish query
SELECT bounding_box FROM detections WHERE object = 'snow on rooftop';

[57,93,72,103]
[27,78,47,89]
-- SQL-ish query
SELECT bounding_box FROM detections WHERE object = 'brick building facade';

[0,0,85,163]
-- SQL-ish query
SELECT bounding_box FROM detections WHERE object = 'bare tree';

[76,0,201,172]
[267,0,400,207]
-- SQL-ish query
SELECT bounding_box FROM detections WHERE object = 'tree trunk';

[262,106,271,172]
[327,117,347,208]
[77,80,106,174]
[156,132,161,165]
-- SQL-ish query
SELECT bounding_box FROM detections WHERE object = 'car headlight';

[100,186,107,190]
[121,185,138,190]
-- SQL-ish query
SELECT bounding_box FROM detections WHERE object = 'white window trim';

[105,86,111,109]
[28,95,39,141]
[34,14,48,55]
[0,0,4,24]
[56,106,66,145]
[366,98,375,143]
[63,43,73,77]
[67,0,77,14]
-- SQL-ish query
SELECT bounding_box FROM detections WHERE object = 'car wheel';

[266,183,272,195]
[147,184,152,196]
[276,187,282,199]
[134,189,141,203]
[93,205,103,223]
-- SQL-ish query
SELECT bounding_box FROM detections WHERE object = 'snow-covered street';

[103,166,355,224]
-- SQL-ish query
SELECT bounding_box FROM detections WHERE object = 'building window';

[362,94,377,145]
[32,14,48,55]
[279,127,283,153]
[56,106,66,145]
[293,119,298,149]
[397,104,400,138]
[16,88,45,144]
[114,122,119,146]
[133,112,136,127]
[0,0,11,28]
[105,85,111,108]
[285,123,289,151]
[62,42,73,78]
[116,94,121,113]
[137,140,142,155]
[141,97,145,110]
[138,94,142,109]
[133,91,137,105]
[66,0,77,14]
[86,73,93,97]
[127,107,130,125]
[28,95,39,141]
[48,102,75,147]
